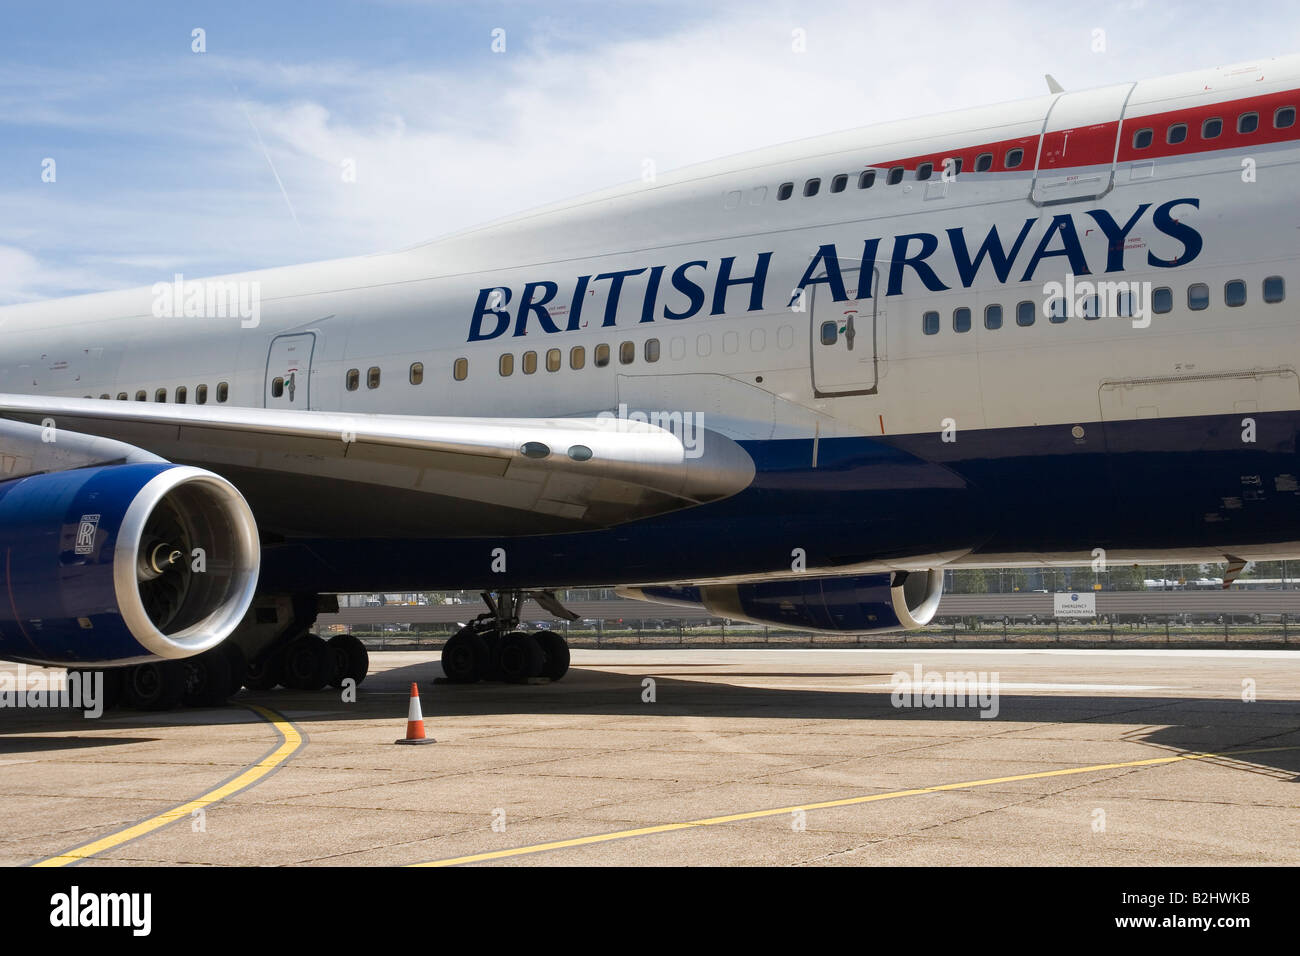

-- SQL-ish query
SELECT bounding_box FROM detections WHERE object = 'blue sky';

[1,0,1297,303]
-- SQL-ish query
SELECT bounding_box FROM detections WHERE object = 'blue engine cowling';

[623,570,944,633]
[0,463,260,666]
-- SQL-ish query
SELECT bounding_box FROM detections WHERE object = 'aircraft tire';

[182,647,234,707]
[127,661,186,710]
[328,634,369,687]
[499,631,543,682]
[534,631,570,681]
[281,634,331,691]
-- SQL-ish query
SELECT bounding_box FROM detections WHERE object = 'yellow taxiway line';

[413,745,1299,867]
[33,703,302,867]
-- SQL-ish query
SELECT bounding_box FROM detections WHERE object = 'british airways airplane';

[1,55,1297,708]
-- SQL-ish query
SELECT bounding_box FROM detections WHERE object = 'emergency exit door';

[1030,82,1135,205]
[265,333,315,409]
[810,267,880,397]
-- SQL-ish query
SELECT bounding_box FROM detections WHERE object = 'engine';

[621,569,944,633]
[0,463,260,666]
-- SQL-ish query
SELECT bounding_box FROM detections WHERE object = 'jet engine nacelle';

[622,570,944,633]
[0,463,260,666]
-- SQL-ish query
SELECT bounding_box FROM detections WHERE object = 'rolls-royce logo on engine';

[74,514,101,555]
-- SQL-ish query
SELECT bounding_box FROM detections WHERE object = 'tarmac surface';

[1,647,1297,866]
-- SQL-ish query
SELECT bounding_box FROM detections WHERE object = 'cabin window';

[1116,292,1135,318]
[594,344,610,367]
[521,351,537,375]
[196,384,208,405]
[176,386,188,403]
[1238,111,1259,134]
[645,338,661,362]
[136,390,147,401]
[1202,117,1223,139]
[155,388,167,402]
[777,182,793,201]
[367,366,381,388]
[1132,128,1153,149]
[820,320,838,345]
[97,393,109,399]
[1005,148,1024,169]
[546,348,561,372]
[570,346,585,369]
[696,334,712,357]
[272,378,285,398]
[830,174,848,193]
[984,304,1003,329]
[1225,279,1247,307]
[1188,283,1210,310]
[803,178,820,197]
[1081,294,1100,319]
[619,341,635,364]
[1016,300,1035,326]
[916,162,933,181]
[1152,287,1173,313]
[498,354,513,377]
[952,307,971,333]
[1264,275,1286,303]
[922,311,939,335]
[409,361,424,384]
[974,152,993,172]
[857,170,876,189]
[886,166,904,185]
[1276,106,1296,129]
[1048,298,1067,323]
[453,358,468,381]
[346,368,359,391]
[216,382,229,403]
[1166,123,1187,145]
[945,157,962,176]
[116,392,128,401]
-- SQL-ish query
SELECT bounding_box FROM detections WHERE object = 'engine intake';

[0,463,260,665]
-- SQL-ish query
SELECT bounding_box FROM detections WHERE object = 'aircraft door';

[265,333,315,409]
[1030,82,1134,205]
[810,267,880,397]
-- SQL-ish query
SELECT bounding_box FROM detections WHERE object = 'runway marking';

[412,745,1299,867]
[32,704,302,867]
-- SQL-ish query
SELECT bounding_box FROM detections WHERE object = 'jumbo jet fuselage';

[3,55,1300,595]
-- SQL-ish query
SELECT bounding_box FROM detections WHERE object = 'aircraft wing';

[0,395,755,538]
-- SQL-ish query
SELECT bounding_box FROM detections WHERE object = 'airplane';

[2,53,1298,709]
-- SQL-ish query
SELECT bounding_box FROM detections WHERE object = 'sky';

[1,0,1297,304]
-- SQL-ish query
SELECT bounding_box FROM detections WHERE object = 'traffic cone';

[395,682,436,744]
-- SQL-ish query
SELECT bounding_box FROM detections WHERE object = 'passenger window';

[453,358,468,381]
[367,366,381,388]
[1202,117,1223,139]
[1152,287,1173,314]
[984,304,1002,329]
[1081,294,1100,319]
[409,361,424,384]
[1276,106,1296,129]
[1166,123,1187,145]
[974,152,993,172]
[952,307,971,333]
[216,382,229,403]
[1238,112,1259,134]
[271,378,284,398]
[1188,283,1210,310]
[1016,300,1035,326]
[1264,275,1285,303]
[887,166,904,185]
[346,368,359,391]
[116,392,127,401]
[1224,279,1246,307]
[570,346,585,369]
[777,182,793,201]
[98,393,109,400]
[916,162,933,181]
[1005,148,1024,169]
[820,320,838,345]
[521,351,537,375]
[619,341,635,364]
[945,157,962,176]
[594,344,610,367]
[803,178,821,197]
[1116,292,1135,318]
[136,390,147,401]
[499,354,513,377]
[155,388,169,402]
[1133,128,1153,149]
[857,170,876,189]
[176,386,188,403]
[696,334,712,357]
[645,338,661,362]
[830,174,848,193]
[546,348,561,372]
[196,384,208,405]
[922,311,939,335]
[1048,298,1067,323]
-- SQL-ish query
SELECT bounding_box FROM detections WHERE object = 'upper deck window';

[1132,128,1153,149]
[1004,148,1024,169]
[1166,122,1188,145]
[1202,117,1223,139]
[777,182,793,201]
[1275,106,1296,129]
[886,166,904,185]
[1238,111,1259,134]
[830,174,848,193]
[857,170,876,189]
[803,178,821,197]
[915,162,933,181]
[974,152,993,172]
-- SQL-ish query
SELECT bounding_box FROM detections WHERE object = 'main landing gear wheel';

[441,628,489,683]
[328,634,369,688]
[182,646,234,707]
[127,661,186,710]
[244,647,283,690]
[498,631,543,682]
[534,630,570,681]
[281,633,331,691]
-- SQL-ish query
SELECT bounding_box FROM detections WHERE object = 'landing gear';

[126,661,186,710]
[281,633,332,691]
[439,590,575,684]
[327,633,369,688]
[181,646,234,707]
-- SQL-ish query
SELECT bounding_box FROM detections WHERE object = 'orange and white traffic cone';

[395,682,436,744]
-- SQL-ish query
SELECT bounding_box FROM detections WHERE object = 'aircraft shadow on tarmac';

[1,661,1296,780]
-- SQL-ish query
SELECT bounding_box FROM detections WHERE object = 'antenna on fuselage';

[1045,74,1065,94]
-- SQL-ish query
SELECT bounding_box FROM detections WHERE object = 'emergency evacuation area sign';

[1053,591,1097,619]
